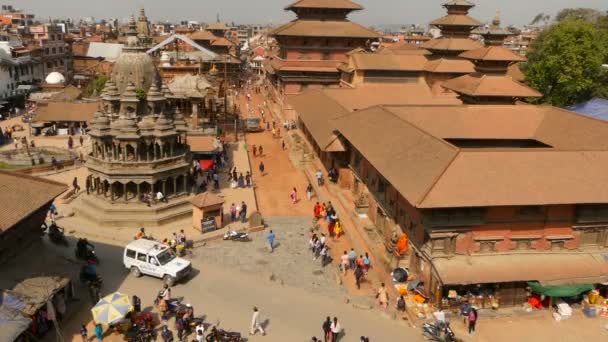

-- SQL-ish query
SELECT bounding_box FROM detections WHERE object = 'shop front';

[432,253,608,312]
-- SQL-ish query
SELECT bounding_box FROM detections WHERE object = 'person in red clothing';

[314,202,321,219]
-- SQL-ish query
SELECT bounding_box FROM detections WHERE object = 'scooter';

[422,321,456,342]
[223,230,251,242]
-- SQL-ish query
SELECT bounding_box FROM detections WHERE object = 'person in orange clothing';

[396,234,408,256]
[314,202,321,219]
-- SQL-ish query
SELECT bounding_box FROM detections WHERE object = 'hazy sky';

[4,0,608,26]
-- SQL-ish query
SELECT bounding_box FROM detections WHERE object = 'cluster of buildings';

[264,0,608,309]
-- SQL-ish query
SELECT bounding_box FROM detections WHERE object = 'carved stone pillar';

[123,183,127,201]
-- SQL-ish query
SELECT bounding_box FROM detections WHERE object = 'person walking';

[252,144,257,157]
[73,177,80,193]
[230,203,237,222]
[468,308,478,335]
[322,317,332,342]
[316,169,323,186]
[306,183,314,200]
[68,135,74,149]
[259,145,264,156]
[460,300,472,326]
[376,283,389,310]
[334,219,344,240]
[259,161,265,176]
[79,135,84,146]
[320,244,330,267]
[363,253,371,273]
[340,251,349,275]
[161,325,174,342]
[330,317,342,342]
[290,187,298,204]
[281,139,286,150]
[250,307,265,336]
[240,201,248,223]
[85,175,91,195]
[245,171,251,187]
[348,248,357,270]
[267,230,276,252]
[354,265,364,290]
[314,202,321,218]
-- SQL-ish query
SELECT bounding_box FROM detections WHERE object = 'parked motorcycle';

[47,223,69,247]
[422,321,456,342]
[223,230,251,242]
[205,326,243,342]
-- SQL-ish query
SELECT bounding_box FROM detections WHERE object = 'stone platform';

[75,194,194,227]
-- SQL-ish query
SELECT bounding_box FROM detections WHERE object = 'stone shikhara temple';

[78,15,193,226]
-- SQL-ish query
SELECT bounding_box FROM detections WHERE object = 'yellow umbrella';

[91,292,133,325]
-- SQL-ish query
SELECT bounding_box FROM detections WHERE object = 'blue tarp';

[0,291,32,342]
[567,98,608,121]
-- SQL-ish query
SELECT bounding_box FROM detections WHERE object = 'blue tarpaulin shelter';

[567,98,608,121]
[0,291,32,342]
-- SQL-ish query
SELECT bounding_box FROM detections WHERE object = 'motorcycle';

[205,326,243,342]
[223,230,251,242]
[75,239,100,265]
[47,223,69,247]
[422,321,456,342]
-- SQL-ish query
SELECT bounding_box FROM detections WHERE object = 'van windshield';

[156,249,176,265]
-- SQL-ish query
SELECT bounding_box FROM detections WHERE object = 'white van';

[123,239,192,286]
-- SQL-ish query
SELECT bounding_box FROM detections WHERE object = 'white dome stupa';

[45,72,66,85]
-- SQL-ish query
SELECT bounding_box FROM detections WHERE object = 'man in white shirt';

[156,191,168,203]
[250,306,265,336]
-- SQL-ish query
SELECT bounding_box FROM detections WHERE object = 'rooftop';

[330,104,608,208]
[285,0,363,10]
[0,171,67,232]
[441,73,542,98]
[269,20,379,39]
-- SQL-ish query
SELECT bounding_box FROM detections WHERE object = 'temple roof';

[422,37,483,53]
[270,20,379,38]
[285,0,363,11]
[460,46,526,62]
[350,53,428,71]
[430,14,481,28]
[441,73,542,98]
[424,57,475,74]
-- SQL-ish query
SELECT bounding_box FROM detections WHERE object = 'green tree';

[524,20,608,107]
[555,8,603,23]
[84,75,108,97]
[135,88,147,102]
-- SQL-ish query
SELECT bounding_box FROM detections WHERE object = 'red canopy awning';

[199,160,215,170]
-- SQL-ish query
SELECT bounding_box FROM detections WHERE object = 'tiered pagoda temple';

[266,0,379,100]
[422,0,482,91]
[442,13,542,104]
[77,15,193,226]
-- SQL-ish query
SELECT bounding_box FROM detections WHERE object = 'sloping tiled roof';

[189,30,218,41]
[289,84,460,150]
[86,42,124,61]
[331,106,459,205]
[424,57,475,73]
[33,102,98,123]
[270,20,380,38]
[47,85,82,102]
[507,63,525,82]
[420,150,608,208]
[441,73,542,98]
[332,104,608,208]
[285,0,363,10]
[460,46,526,62]
[351,53,428,71]
[430,14,481,27]
[211,37,237,47]
[288,90,351,150]
[0,171,67,231]
[422,37,483,52]
[191,191,225,208]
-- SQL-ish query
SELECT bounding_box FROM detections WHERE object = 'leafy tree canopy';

[524,20,608,107]
[555,8,604,23]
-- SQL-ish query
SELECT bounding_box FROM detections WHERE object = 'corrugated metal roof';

[567,98,608,121]
[86,42,124,61]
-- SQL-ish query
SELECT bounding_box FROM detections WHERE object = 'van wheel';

[130,267,141,278]
[163,275,175,287]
